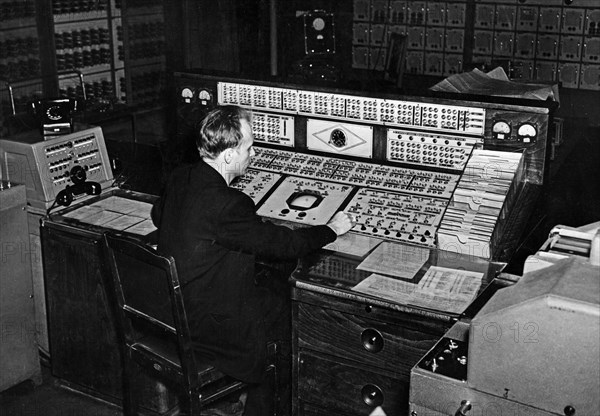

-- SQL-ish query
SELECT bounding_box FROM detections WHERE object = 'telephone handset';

[55,165,101,207]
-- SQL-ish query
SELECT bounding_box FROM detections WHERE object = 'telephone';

[31,98,78,136]
[54,165,101,207]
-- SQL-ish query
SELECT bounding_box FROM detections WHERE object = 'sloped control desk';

[289,243,506,416]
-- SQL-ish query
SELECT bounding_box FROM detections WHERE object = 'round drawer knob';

[361,328,384,353]
[361,384,384,407]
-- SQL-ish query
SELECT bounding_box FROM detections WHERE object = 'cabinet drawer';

[296,301,440,375]
[301,402,352,416]
[298,350,407,416]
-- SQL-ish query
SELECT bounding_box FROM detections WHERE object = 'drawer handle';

[361,383,384,407]
[361,328,384,353]
[455,400,472,416]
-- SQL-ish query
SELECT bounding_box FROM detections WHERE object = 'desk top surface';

[291,240,507,321]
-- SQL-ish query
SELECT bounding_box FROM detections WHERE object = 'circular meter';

[197,89,213,106]
[492,120,511,140]
[517,123,537,143]
[180,87,194,104]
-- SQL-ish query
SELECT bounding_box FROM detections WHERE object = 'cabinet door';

[298,350,407,416]
[296,301,442,377]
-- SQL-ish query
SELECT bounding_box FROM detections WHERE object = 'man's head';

[198,105,255,179]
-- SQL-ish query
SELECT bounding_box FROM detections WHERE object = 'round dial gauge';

[287,191,323,211]
[330,128,347,148]
[198,89,211,102]
[181,87,193,103]
[492,120,511,140]
[492,121,510,134]
[517,123,537,143]
[517,123,537,137]
[312,17,326,31]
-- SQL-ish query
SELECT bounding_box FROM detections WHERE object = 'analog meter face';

[492,120,511,140]
[197,89,213,106]
[517,123,537,143]
[181,87,193,103]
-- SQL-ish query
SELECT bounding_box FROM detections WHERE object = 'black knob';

[361,328,384,353]
[564,405,575,416]
[455,400,472,416]
[361,384,384,407]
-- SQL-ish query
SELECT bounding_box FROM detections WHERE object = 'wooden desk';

[290,245,505,416]
[40,189,177,414]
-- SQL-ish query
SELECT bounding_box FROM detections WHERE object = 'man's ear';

[224,148,233,164]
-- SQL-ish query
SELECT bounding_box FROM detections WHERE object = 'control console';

[0,126,114,211]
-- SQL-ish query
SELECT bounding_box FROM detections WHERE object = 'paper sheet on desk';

[323,232,382,257]
[430,67,559,102]
[62,196,157,235]
[352,274,417,304]
[356,241,430,279]
[87,196,154,216]
[411,266,483,314]
[352,266,483,314]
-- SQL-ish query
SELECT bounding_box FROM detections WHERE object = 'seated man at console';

[151,105,354,415]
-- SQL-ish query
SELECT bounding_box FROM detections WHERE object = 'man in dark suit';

[151,105,354,415]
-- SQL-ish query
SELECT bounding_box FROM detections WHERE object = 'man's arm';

[326,211,354,236]
[217,192,343,260]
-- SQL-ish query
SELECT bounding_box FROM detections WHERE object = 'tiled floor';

[1,124,598,415]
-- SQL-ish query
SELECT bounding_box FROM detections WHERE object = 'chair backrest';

[102,232,198,385]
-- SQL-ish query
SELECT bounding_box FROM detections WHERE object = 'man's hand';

[326,211,356,236]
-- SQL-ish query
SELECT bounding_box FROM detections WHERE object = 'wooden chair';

[102,231,279,415]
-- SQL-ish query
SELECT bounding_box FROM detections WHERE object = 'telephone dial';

[55,165,101,207]
[31,98,78,136]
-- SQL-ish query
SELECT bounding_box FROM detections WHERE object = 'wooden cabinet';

[290,249,504,416]
[40,189,177,414]
[292,288,449,416]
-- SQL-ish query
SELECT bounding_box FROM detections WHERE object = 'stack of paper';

[430,67,559,102]
[437,150,524,258]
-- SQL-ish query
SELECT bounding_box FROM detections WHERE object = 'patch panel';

[344,188,448,247]
[217,82,486,136]
[252,111,295,147]
[249,147,459,199]
[387,129,475,171]
[229,168,281,206]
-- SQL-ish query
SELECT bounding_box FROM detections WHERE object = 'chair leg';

[269,364,279,416]
[188,389,203,415]
[121,355,140,416]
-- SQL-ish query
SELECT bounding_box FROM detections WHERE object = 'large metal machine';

[174,72,556,262]
[0,70,559,414]
[410,225,600,416]
[0,125,115,352]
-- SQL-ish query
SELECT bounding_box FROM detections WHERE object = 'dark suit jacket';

[151,160,336,383]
